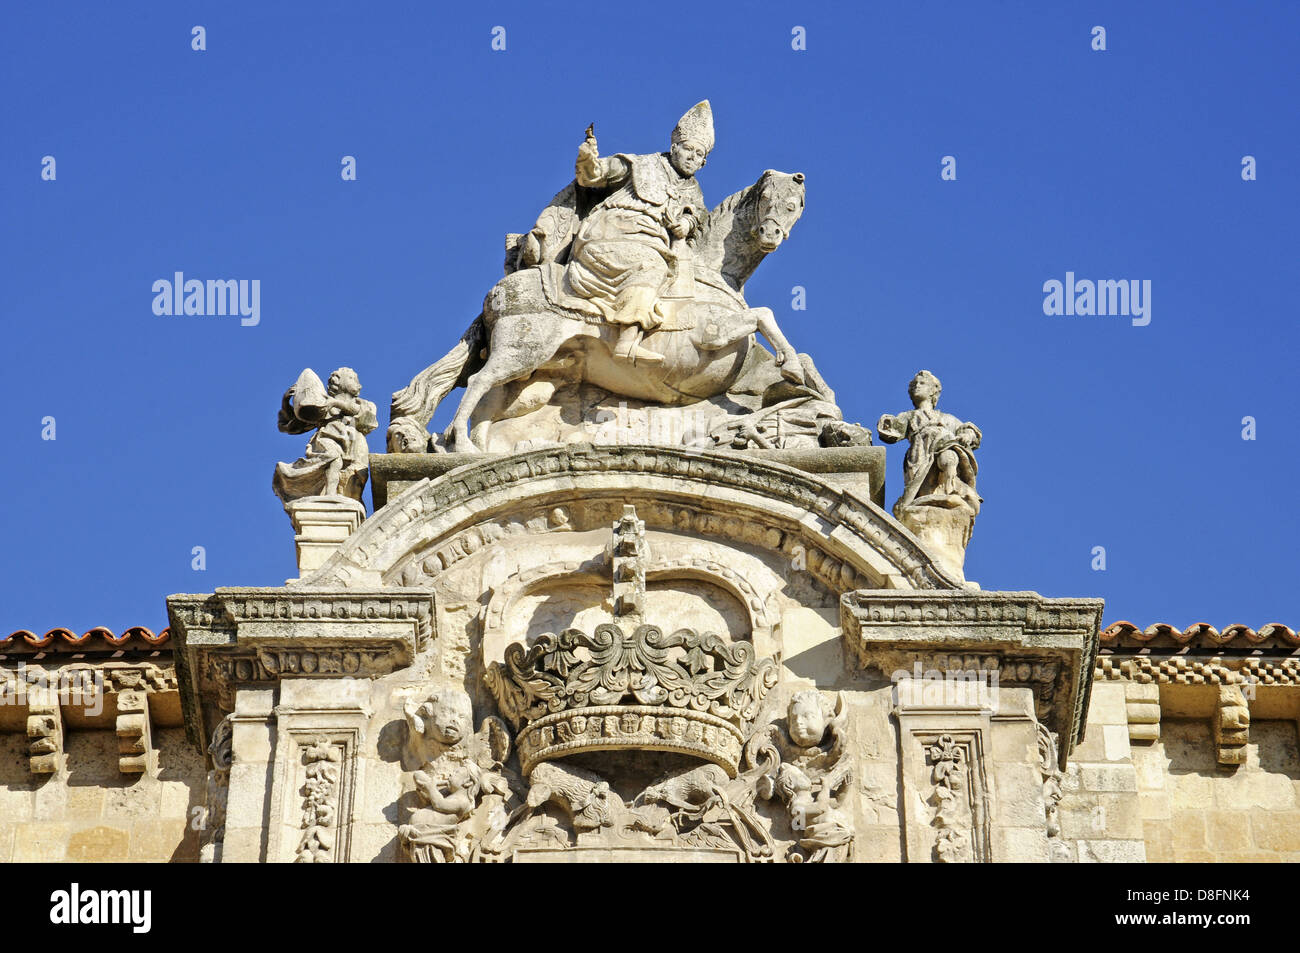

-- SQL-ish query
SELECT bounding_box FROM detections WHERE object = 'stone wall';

[1132,719,1300,862]
[1060,678,1300,863]
[1058,682,1147,862]
[0,728,204,862]
[3,682,1298,863]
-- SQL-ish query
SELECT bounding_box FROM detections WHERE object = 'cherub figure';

[398,689,515,863]
[747,690,853,862]
[272,367,378,504]
[876,370,982,518]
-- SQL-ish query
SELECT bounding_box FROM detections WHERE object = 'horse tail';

[390,314,487,428]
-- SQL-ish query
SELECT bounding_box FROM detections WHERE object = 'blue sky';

[3,2,1297,634]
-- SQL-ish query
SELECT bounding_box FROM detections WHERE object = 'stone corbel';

[842,590,1104,767]
[167,588,434,751]
[1124,681,1161,743]
[116,688,155,775]
[1214,683,1249,766]
[27,695,63,775]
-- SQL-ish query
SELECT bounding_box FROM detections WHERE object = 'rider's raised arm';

[575,141,631,189]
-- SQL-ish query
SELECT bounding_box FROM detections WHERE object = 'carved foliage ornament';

[927,734,972,863]
[296,739,343,863]
[489,624,776,726]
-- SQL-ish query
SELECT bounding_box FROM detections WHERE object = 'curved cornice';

[303,445,963,591]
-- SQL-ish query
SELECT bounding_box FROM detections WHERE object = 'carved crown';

[485,623,778,777]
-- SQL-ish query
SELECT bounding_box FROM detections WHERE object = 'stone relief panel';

[388,617,870,863]
[746,690,854,862]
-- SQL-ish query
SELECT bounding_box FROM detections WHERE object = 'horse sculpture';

[389,169,808,452]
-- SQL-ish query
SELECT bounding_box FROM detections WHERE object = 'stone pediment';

[300,444,963,593]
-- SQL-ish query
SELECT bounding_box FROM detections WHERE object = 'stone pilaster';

[265,678,370,863]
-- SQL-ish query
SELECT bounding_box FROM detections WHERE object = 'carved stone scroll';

[201,715,233,864]
[1037,724,1071,863]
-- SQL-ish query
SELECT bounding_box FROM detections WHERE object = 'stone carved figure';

[399,689,515,863]
[877,370,981,516]
[1036,724,1071,863]
[877,370,982,580]
[564,104,714,365]
[273,367,377,504]
[746,690,853,862]
[200,715,233,864]
[634,761,774,860]
[517,760,619,835]
[388,101,820,452]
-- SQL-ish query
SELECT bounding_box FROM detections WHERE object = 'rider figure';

[566,101,714,365]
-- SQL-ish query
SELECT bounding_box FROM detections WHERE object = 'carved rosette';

[486,623,777,777]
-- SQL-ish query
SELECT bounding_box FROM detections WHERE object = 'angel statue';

[272,367,378,505]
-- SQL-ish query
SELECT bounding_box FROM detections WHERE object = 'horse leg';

[444,314,576,450]
[752,307,805,385]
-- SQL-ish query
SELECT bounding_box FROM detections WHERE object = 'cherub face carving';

[418,691,473,747]
[787,690,830,748]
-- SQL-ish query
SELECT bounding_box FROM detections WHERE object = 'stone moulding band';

[1096,654,1300,685]
[517,705,744,777]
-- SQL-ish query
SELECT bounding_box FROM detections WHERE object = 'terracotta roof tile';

[0,626,170,651]
[1101,621,1299,650]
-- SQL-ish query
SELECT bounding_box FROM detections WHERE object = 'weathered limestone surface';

[1055,624,1300,862]
[0,729,203,863]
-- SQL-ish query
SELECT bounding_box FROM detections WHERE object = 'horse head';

[752,170,806,253]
